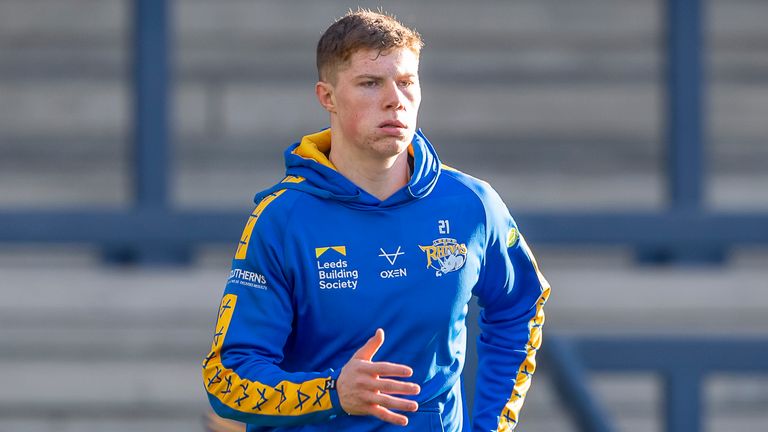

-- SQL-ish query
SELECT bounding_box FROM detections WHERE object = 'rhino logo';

[419,238,468,277]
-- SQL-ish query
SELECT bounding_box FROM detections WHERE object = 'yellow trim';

[293,130,336,170]
[497,238,551,431]
[235,176,305,260]
[314,246,347,258]
[202,295,334,416]
[440,163,460,173]
[282,175,304,184]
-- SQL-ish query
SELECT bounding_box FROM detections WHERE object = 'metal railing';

[543,335,768,432]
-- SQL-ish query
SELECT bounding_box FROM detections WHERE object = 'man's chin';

[369,136,411,158]
[388,129,415,144]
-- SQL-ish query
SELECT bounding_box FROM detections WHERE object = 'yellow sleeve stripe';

[497,239,551,431]
[202,295,334,416]
[235,176,304,260]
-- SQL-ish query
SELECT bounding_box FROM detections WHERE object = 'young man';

[203,10,550,432]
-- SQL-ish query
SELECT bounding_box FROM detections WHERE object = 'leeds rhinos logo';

[419,238,468,277]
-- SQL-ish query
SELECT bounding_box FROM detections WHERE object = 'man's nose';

[383,82,406,110]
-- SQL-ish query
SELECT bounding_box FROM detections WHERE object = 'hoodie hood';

[254,128,441,209]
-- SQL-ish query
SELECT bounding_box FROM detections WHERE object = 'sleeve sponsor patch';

[228,269,268,290]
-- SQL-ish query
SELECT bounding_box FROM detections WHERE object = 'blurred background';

[1,0,767,431]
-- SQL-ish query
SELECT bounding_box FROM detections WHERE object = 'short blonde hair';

[316,9,424,83]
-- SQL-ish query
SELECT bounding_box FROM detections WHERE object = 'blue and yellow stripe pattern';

[202,295,335,421]
[496,239,551,431]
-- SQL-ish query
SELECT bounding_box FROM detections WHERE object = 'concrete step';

[1,0,765,44]
[2,80,768,144]
[3,31,765,85]
[0,359,206,412]
[0,419,204,432]
[3,165,768,211]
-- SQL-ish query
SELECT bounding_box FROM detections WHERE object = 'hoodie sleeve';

[202,190,346,426]
[471,185,551,432]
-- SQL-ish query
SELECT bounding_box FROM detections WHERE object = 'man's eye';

[399,80,414,87]
[361,81,377,87]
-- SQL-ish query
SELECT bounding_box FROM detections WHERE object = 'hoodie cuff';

[327,368,348,419]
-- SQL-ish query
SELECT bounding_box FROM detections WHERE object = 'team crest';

[507,227,519,248]
[419,238,468,277]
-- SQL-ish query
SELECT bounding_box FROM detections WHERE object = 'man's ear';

[315,81,336,113]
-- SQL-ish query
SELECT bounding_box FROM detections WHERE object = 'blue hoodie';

[203,129,550,432]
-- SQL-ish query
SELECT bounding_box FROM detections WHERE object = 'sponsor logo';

[315,246,346,258]
[228,269,268,290]
[325,378,337,390]
[315,245,359,290]
[380,268,408,279]
[507,227,520,248]
[378,246,407,279]
[378,246,404,265]
[419,238,468,277]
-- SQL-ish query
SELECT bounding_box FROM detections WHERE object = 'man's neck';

[328,138,410,202]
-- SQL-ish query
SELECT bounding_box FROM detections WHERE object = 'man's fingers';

[369,404,409,426]
[341,329,420,427]
[372,393,419,412]
[375,377,421,395]
[351,328,385,361]
[360,361,413,377]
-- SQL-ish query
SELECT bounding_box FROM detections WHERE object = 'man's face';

[320,47,421,159]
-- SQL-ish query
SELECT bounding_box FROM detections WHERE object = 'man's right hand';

[337,328,421,426]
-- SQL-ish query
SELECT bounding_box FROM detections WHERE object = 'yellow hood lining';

[294,130,336,170]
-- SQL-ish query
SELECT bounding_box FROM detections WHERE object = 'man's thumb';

[352,328,385,361]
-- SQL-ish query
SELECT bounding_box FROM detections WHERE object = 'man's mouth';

[379,120,407,129]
